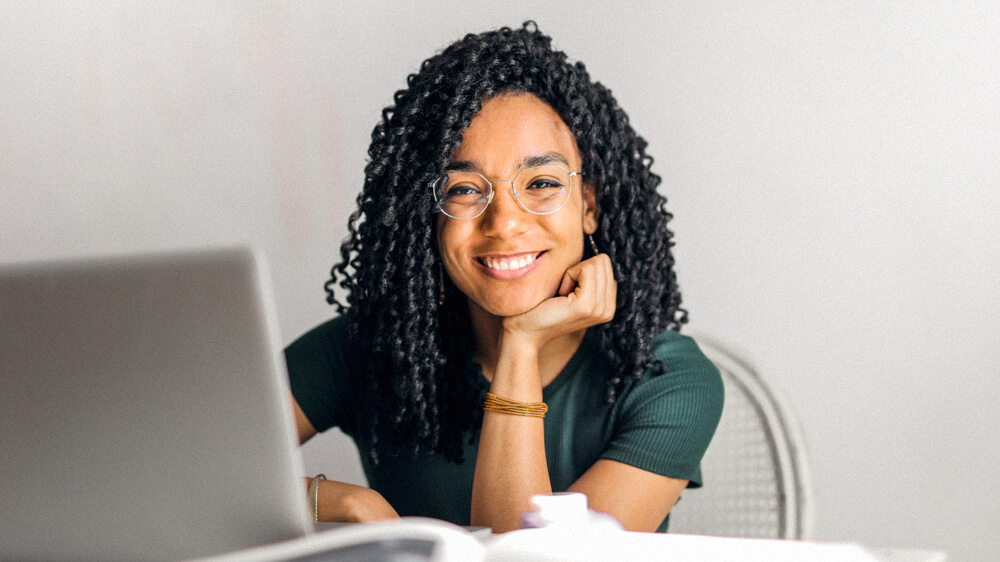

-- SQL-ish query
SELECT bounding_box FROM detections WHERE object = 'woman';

[285,22,723,533]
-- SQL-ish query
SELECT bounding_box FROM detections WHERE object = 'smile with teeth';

[478,253,540,271]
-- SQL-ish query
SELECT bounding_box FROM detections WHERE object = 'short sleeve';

[600,331,724,488]
[283,315,356,435]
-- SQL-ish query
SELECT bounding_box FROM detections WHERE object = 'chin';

[477,292,550,318]
[487,304,537,318]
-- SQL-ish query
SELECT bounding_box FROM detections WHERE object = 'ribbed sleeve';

[599,331,724,488]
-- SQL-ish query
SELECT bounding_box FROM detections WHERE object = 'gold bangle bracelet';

[308,474,327,522]
[483,392,548,418]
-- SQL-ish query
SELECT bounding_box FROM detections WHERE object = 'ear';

[582,180,599,235]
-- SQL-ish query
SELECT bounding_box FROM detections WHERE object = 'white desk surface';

[486,527,946,562]
[198,518,947,562]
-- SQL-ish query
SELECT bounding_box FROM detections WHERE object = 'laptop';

[0,247,312,560]
[0,247,486,562]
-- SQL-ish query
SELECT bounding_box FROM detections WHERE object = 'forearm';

[471,340,552,532]
[303,477,399,523]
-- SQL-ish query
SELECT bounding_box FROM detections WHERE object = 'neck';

[468,301,586,387]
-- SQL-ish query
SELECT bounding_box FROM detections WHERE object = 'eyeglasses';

[431,164,581,220]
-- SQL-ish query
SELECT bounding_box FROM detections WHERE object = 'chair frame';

[676,334,815,540]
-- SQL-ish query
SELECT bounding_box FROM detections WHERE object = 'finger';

[590,255,615,321]
[583,261,603,312]
[605,257,618,321]
[557,270,578,297]
[569,258,603,311]
[557,260,586,297]
[594,257,612,320]
[553,257,613,325]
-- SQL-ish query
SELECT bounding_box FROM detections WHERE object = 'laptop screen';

[0,247,312,561]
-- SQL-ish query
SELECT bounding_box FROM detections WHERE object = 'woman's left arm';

[469,339,551,532]
[471,255,617,532]
[569,460,688,532]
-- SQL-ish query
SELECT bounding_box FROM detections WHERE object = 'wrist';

[490,336,543,400]
[498,326,544,357]
[321,481,397,522]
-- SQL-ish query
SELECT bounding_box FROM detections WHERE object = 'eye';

[445,184,483,198]
[525,178,564,190]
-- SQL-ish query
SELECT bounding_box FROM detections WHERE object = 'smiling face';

[436,93,598,319]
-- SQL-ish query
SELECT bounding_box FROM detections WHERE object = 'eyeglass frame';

[430,163,583,220]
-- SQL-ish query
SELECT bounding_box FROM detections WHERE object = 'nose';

[478,181,530,240]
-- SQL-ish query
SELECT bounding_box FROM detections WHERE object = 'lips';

[474,251,544,279]
[477,252,540,271]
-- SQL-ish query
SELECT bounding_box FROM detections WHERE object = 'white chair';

[668,336,815,539]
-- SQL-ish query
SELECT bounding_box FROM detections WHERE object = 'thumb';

[557,262,584,297]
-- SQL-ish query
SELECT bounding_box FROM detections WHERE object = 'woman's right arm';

[291,395,399,522]
[293,394,318,444]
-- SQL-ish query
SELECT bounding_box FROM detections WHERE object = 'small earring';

[438,261,445,306]
[588,234,600,255]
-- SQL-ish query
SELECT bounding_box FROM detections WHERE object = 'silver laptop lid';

[0,247,312,561]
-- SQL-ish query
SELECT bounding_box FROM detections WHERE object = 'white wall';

[2,2,996,560]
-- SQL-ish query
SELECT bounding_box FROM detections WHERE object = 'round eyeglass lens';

[511,165,572,214]
[434,172,492,219]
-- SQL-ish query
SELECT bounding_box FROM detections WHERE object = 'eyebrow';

[446,152,570,173]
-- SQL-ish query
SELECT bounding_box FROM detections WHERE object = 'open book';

[196,517,886,562]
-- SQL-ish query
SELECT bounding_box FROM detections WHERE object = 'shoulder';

[286,315,351,354]
[650,329,718,375]
[284,315,354,384]
[642,329,723,394]
[284,315,356,434]
[599,328,724,486]
[616,328,725,426]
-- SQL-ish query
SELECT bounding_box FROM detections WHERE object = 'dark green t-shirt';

[285,315,723,532]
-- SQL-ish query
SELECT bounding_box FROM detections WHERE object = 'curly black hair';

[324,21,686,464]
